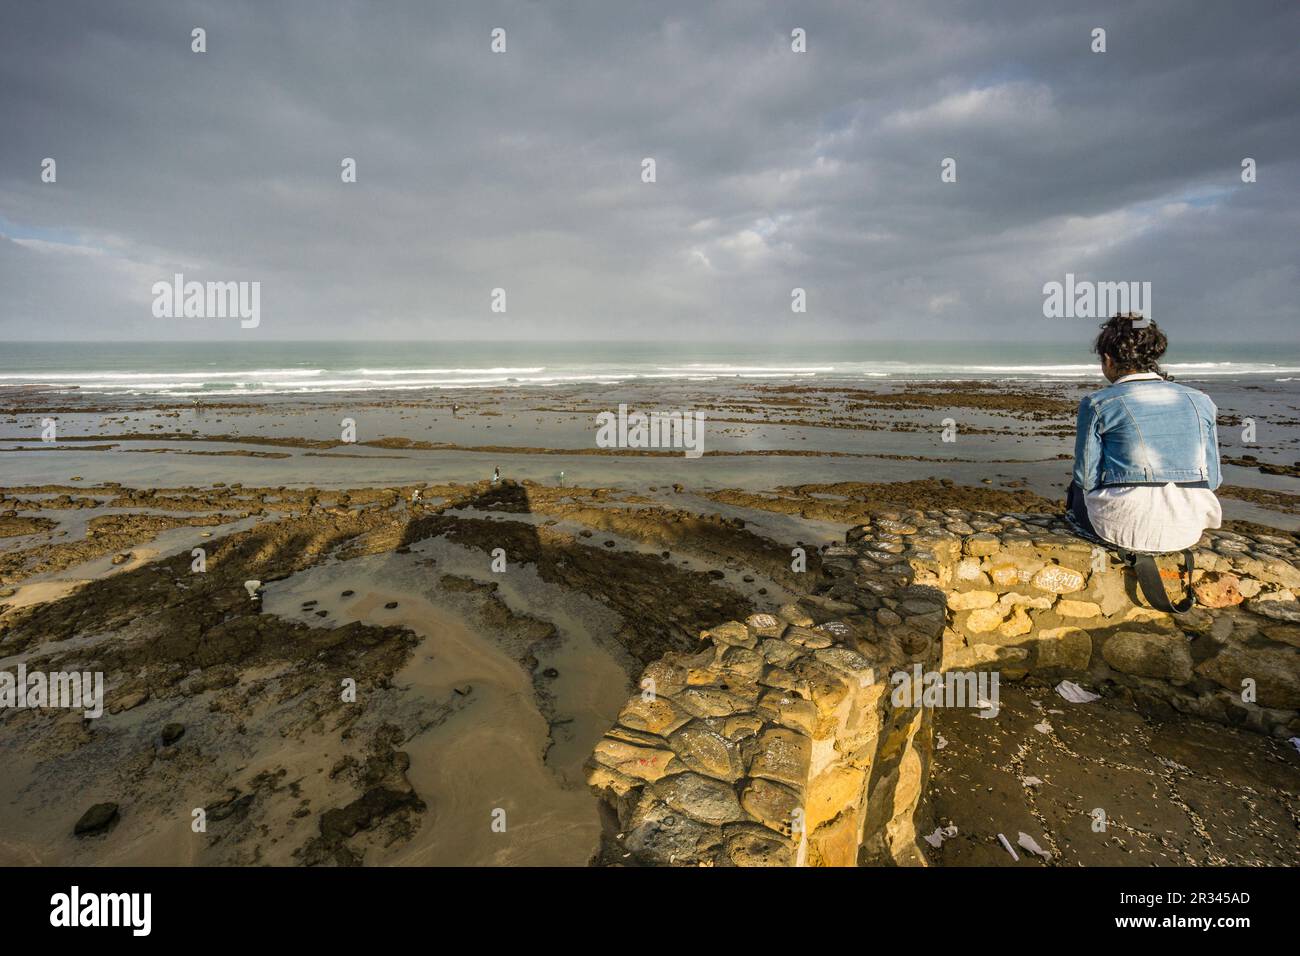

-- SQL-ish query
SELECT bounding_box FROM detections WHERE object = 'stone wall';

[893,513,1300,738]
[586,510,1300,866]
[584,543,943,866]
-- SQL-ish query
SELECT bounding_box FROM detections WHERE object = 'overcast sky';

[1,0,1297,343]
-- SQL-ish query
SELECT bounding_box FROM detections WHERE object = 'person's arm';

[1072,397,1104,492]
[1204,396,1222,491]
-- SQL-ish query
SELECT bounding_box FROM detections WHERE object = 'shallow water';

[261,540,632,865]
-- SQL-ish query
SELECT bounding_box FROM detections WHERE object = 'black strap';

[1123,549,1195,613]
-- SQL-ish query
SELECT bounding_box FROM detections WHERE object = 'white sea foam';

[1,358,1296,395]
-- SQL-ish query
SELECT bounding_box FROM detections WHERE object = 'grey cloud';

[1,0,1296,342]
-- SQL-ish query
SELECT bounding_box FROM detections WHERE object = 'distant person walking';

[492,466,500,484]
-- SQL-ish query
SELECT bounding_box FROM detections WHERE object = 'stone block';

[617,695,691,736]
[750,727,812,788]
[1196,644,1300,709]
[592,738,678,782]
[1035,626,1093,671]
[668,722,746,782]
[1031,564,1087,594]
[651,772,746,826]
[740,777,803,835]
[965,606,1008,634]
[948,590,998,610]
[1101,630,1194,683]
[1057,599,1102,618]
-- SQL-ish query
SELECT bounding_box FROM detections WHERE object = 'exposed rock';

[675,687,751,718]
[740,777,802,834]
[704,621,756,648]
[652,772,746,826]
[745,613,784,637]
[1036,626,1093,671]
[1031,565,1087,594]
[668,722,745,782]
[756,688,816,734]
[965,606,1008,634]
[74,802,120,837]
[776,603,814,627]
[749,728,811,788]
[1102,630,1194,683]
[948,590,998,610]
[813,646,876,684]
[964,533,1001,557]
[313,786,425,859]
[160,723,186,745]
[783,626,834,649]
[616,696,690,736]
[1194,571,1244,609]
[758,638,805,667]
[945,644,1030,670]
[109,690,149,714]
[1196,644,1300,709]
[1056,599,1102,618]
[723,822,793,866]
[998,606,1033,638]
[624,797,723,864]
[592,738,677,783]
[1246,598,1300,623]
[997,590,1053,609]
[1262,625,1300,648]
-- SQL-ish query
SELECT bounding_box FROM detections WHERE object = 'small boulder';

[74,803,120,837]
[161,723,185,745]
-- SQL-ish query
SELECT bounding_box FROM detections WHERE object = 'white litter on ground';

[1033,720,1053,735]
[1017,832,1052,861]
[936,734,948,750]
[997,832,1019,861]
[923,825,958,848]
[1289,737,1300,756]
[1021,775,1043,788]
[1056,680,1101,703]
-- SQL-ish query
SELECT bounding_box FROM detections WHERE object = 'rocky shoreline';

[2,477,1296,865]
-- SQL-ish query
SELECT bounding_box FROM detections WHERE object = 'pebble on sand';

[74,802,120,837]
[161,723,186,745]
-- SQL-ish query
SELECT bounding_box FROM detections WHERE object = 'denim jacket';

[1072,373,1221,492]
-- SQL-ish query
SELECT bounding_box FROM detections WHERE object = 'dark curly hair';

[1094,313,1170,380]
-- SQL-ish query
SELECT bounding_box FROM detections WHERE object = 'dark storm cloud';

[1,0,1296,341]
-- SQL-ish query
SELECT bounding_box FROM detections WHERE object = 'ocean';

[2,341,1297,397]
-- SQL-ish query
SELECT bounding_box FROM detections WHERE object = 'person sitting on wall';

[1067,313,1222,560]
